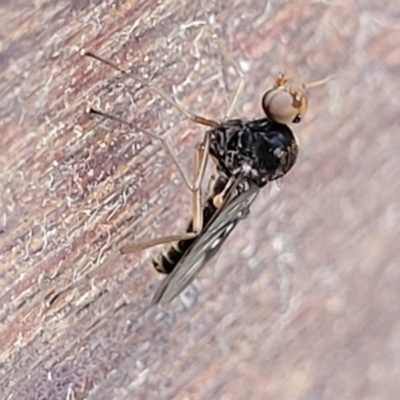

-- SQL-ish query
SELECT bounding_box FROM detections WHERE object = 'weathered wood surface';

[1,0,399,399]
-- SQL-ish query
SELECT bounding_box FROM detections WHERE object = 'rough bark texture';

[1,0,399,399]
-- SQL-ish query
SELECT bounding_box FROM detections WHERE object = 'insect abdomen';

[152,194,220,274]
[152,234,195,274]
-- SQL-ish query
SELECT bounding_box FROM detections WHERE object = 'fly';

[82,48,332,304]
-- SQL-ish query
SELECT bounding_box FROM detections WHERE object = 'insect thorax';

[208,118,298,187]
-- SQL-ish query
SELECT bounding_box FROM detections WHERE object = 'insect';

[82,46,331,304]
[147,116,297,304]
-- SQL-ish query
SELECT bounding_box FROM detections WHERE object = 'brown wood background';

[1,0,399,399]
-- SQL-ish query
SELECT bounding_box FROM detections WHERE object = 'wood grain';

[1,0,399,399]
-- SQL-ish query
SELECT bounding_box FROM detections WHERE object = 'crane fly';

[82,48,332,305]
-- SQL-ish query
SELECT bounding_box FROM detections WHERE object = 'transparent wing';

[152,181,260,305]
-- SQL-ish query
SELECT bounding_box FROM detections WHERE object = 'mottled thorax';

[208,118,297,187]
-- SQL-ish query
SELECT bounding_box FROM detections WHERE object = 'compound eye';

[262,87,308,124]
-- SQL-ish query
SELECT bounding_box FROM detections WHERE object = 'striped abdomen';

[152,197,218,274]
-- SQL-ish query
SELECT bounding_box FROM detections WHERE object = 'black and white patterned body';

[208,117,297,187]
[152,117,298,303]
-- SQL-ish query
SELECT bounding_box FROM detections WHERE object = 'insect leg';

[89,108,199,193]
[211,33,245,119]
[200,5,245,118]
[191,131,210,230]
[82,50,220,128]
[120,133,210,253]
